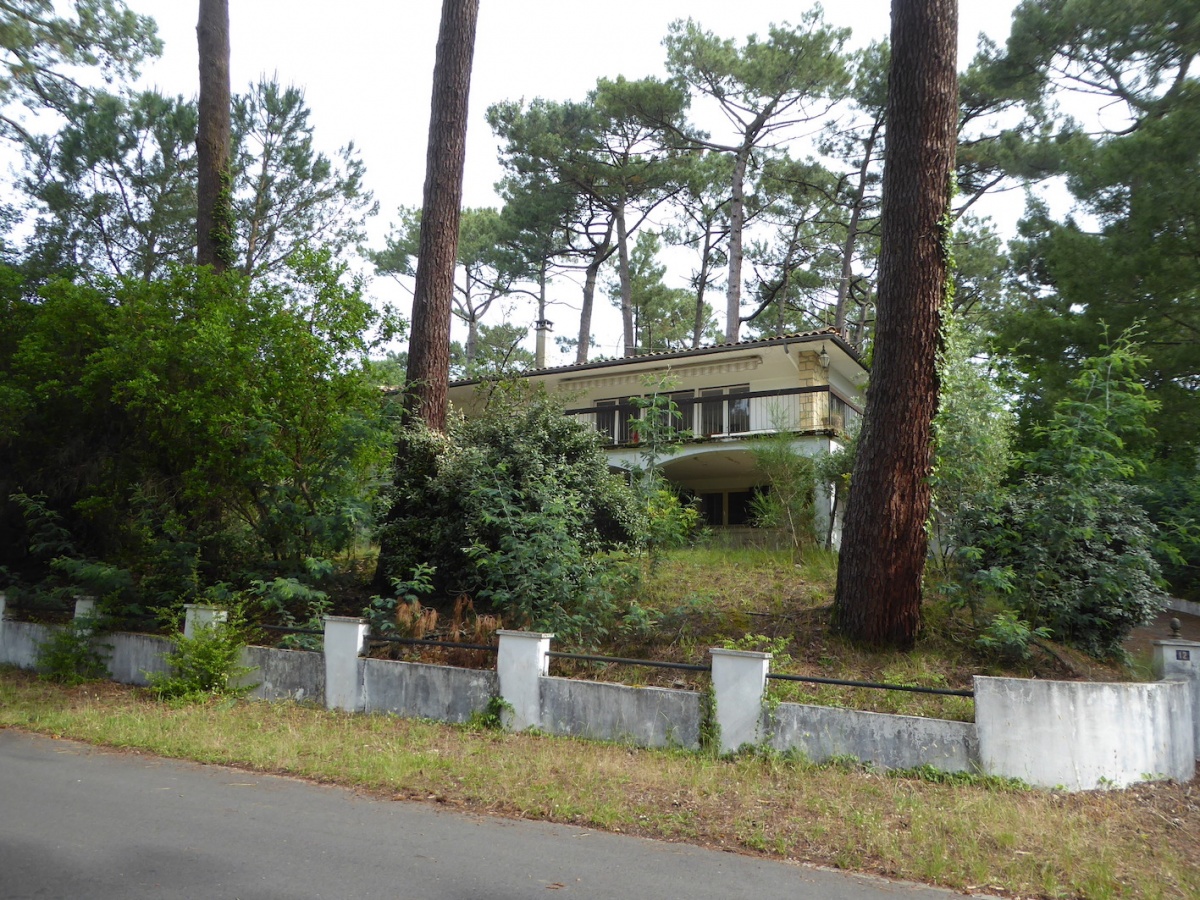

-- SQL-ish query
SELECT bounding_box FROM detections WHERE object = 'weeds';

[35,616,110,685]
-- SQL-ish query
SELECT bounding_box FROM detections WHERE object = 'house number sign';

[1179,649,1192,661]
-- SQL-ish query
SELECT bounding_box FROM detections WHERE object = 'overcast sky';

[124,1,1025,360]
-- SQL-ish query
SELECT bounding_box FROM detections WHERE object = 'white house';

[448,328,868,542]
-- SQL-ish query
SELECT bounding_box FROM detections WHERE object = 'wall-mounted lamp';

[818,346,831,371]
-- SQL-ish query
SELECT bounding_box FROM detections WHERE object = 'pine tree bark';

[404,0,479,431]
[196,0,231,271]
[833,0,958,648]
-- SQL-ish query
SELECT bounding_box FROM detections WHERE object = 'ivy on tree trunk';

[833,0,958,648]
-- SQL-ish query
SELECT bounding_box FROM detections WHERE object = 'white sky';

[124,1,1025,361]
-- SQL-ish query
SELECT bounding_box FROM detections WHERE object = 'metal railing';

[564,386,861,447]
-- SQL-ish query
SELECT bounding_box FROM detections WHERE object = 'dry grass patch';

[2,670,1195,900]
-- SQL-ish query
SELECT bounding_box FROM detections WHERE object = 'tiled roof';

[450,328,863,387]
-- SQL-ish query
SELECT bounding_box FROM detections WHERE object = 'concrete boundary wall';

[0,620,52,670]
[106,633,172,686]
[241,646,324,703]
[540,677,702,749]
[975,676,1195,789]
[767,703,978,772]
[363,657,496,724]
[1,602,1195,791]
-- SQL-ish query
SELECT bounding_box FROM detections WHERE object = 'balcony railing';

[564,386,861,447]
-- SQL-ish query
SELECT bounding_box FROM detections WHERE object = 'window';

[699,385,750,436]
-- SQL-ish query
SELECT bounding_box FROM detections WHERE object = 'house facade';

[447,328,868,542]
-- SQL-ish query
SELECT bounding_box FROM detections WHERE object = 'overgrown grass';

[2,669,1195,900]
[591,545,1130,721]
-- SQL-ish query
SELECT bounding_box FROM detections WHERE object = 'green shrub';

[147,610,256,701]
[35,617,111,685]
[954,332,1167,658]
[376,383,646,644]
[974,610,1051,663]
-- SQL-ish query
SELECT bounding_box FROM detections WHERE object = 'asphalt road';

[0,729,998,900]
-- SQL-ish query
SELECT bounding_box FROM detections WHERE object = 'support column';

[710,648,771,754]
[1153,637,1200,760]
[323,616,368,712]
[496,630,551,731]
[73,595,97,622]
[183,603,227,638]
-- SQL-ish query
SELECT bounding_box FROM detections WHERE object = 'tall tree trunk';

[691,228,714,348]
[615,200,635,356]
[834,117,882,336]
[575,221,614,365]
[196,0,231,271]
[403,0,479,431]
[833,0,958,649]
[374,0,479,594]
[724,149,749,342]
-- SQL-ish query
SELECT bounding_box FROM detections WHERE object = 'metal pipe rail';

[548,650,711,674]
[766,671,974,697]
[368,635,498,653]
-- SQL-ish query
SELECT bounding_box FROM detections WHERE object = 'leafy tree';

[834,0,959,649]
[663,150,730,348]
[488,96,615,364]
[19,89,197,283]
[990,0,1200,453]
[373,206,531,368]
[0,254,395,596]
[18,78,370,286]
[930,312,1014,564]
[663,13,852,341]
[0,0,160,144]
[749,432,817,562]
[232,78,375,280]
[374,0,479,593]
[955,333,1168,658]
[450,321,534,379]
[741,154,845,339]
[196,0,233,270]
[608,231,708,353]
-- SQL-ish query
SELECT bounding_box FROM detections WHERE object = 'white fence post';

[73,595,97,622]
[323,616,369,712]
[709,648,771,754]
[183,604,227,638]
[1153,636,1200,761]
[497,630,552,731]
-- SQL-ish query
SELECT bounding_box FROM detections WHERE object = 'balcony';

[564,386,861,447]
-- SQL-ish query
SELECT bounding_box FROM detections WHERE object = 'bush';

[376,383,646,644]
[953,332,1167,658]
[35,617,111,685]
[147,609,256,701]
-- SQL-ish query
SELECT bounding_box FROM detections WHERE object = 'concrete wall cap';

[710,647,772,660]
[322,615,367,624]
[496,630,555,639]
